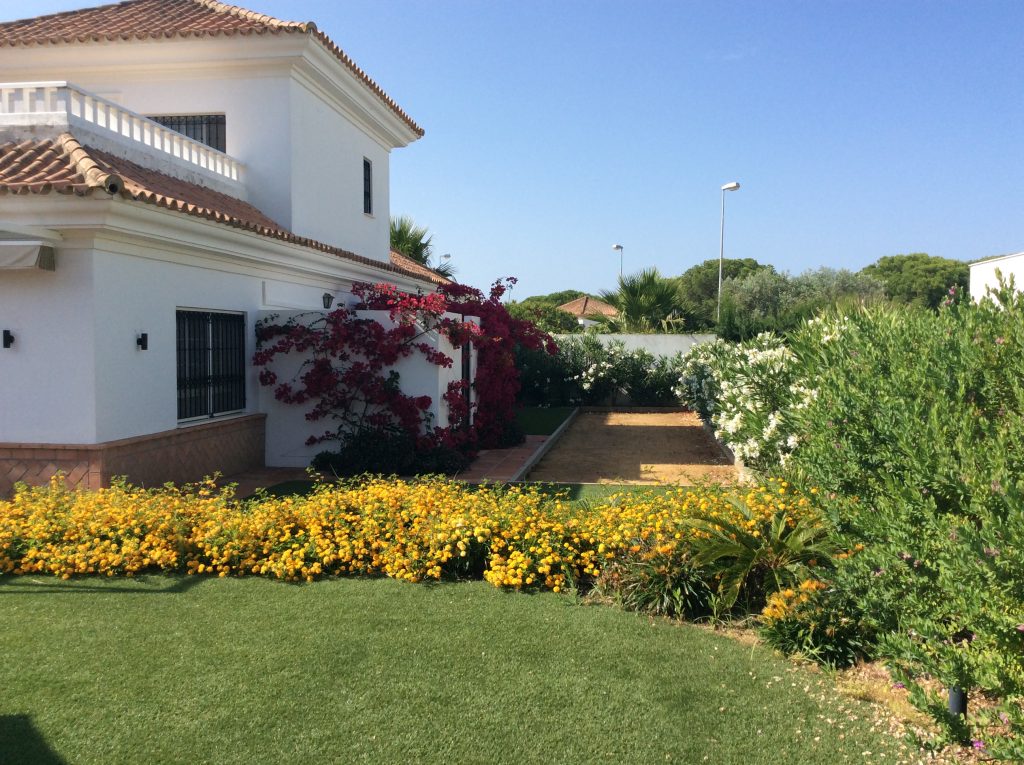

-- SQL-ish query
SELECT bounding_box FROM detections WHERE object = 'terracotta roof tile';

[0,0,423,137]
[0,133,436,284]
[388,249,450,285]
[558,296,618,318]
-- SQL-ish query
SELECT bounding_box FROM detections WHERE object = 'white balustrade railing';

[0,81,243,183]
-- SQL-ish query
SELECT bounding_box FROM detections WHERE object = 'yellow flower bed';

[0,476,817,588]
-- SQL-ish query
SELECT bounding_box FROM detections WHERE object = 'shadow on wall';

[0,714,68,765]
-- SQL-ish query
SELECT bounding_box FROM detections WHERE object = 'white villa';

[0,0,467,495]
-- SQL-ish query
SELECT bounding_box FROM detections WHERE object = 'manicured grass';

[0,577,904,764]
[515,405,576,435]
[525,482,681,502]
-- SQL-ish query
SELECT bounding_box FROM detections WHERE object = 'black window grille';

[151,115,226,153]
[363,158,373,215]
[177,310,246,420]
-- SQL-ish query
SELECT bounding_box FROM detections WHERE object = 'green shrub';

[784,284,1024,750]
[687,495,836,615]
[312,430,472,477]
[594,541,713,619]
[759,579,872,669]
[684,280,1024,750]
[517,336,686,406]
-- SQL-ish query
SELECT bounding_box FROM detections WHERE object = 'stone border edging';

[510,407,580,482]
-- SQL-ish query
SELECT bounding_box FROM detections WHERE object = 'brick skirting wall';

[0,414,266,497]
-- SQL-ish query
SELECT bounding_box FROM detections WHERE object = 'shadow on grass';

[0,714,68,764]
[0,575,205,596]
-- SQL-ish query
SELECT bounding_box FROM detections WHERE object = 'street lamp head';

[612,244,623,252]
[441,253,452,261]
[721,181,741,192]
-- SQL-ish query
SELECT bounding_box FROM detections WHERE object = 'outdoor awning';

[0,241,55,270]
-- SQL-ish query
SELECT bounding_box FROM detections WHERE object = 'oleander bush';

[679,281,1024,754]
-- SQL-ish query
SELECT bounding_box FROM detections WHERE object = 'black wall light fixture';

[2,329,13,349]
[136,333,148,351]
[322,293,335,310]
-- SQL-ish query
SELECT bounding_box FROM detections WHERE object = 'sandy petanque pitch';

[526,410,737,485]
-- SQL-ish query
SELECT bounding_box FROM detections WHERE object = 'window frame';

[149,114,227,153]
[363,157,373,216]
[176,308,247,423]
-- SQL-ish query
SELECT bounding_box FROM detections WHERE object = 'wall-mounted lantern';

[322,293,335,310]
[136,333,148,351]
[2,329,13,348]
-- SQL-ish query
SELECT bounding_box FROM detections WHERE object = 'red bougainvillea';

[253,278,555,458]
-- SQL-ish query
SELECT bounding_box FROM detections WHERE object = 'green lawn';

[0,577,905,764]
[525,482,682,502]
[515,405,576,435]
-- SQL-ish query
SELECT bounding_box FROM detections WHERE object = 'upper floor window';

[363,158,373,215]
[151,114,226,153]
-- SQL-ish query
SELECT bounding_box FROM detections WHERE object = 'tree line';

[508,253,971,339]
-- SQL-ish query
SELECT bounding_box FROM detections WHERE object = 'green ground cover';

[515,405,576,435]
[0,577,905,764]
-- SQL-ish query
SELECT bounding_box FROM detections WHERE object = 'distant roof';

[0,133,437,284]
[0,0,423,138]
[557,295,618,318]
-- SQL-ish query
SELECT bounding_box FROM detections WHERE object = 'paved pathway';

[455,435,548,483]
[527,410,735,485]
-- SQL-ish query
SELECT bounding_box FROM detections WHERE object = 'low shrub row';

[1,476,818,614]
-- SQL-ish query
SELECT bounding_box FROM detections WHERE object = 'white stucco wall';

[970,252,1024,303]
[89,246,267,443]
[289,80,391,261]
[0,247,98,443]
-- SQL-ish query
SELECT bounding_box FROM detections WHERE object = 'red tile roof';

[388,250,451,285]
[0,0,423,138]
[557,296,618,318]
[0,133,439,284]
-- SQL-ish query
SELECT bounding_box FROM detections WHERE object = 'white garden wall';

[970,252,1024,303]
[552,333,718,357]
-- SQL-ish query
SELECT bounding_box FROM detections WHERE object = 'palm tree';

[390,215,455,278]
[596,268,686,333]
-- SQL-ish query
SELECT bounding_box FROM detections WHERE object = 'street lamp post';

[717,181,741,323]
[612,243,624,278]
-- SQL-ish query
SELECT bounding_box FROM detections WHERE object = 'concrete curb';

[510,407,580,482]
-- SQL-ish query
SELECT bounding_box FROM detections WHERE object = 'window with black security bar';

[151,115,227,153]
[176,311,246,420]
[363,158,373,215]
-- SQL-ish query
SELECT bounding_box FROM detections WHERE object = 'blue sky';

[11,0,1024,298]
